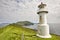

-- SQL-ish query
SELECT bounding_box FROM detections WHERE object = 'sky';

[0,0,60,23]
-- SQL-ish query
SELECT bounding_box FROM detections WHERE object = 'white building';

[36,2,51,38]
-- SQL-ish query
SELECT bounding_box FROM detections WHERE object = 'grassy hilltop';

[0,21,60,40]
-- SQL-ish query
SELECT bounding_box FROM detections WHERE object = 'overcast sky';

[0,0,60,23]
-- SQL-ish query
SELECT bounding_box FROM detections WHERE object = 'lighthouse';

[36,2,51,38]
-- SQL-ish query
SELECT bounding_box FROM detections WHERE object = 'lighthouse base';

[36,34,51,38]
[37,24,51,38]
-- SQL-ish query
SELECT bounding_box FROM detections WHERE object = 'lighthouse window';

[40,16,42,21]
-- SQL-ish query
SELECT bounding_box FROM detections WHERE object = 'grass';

[0,24,60,40]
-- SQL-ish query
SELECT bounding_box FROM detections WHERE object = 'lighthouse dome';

[38,2,48,12]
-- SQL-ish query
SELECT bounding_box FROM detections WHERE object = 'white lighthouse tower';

[36,2,51,38]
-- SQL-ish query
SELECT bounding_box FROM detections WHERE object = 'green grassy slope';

[0,24,60,40]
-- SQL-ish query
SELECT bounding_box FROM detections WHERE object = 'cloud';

[0,0,60,23]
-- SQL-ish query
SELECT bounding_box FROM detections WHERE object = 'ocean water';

[0,23,60,35]
[0,23,9,28]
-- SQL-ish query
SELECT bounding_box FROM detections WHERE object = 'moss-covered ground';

[0,24,60,40]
